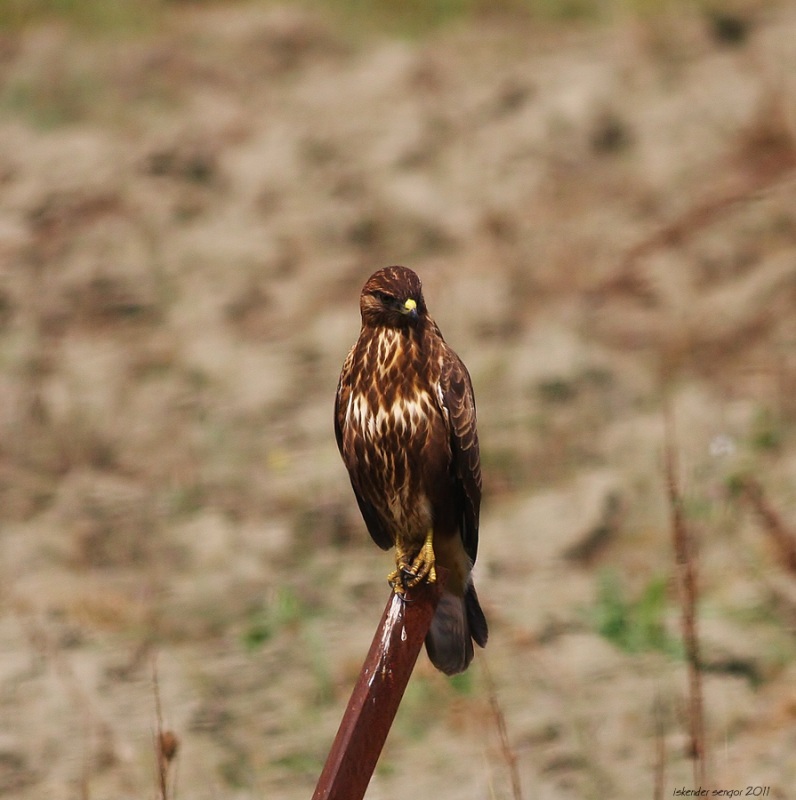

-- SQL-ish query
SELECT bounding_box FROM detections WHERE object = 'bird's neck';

[354,321,434,381]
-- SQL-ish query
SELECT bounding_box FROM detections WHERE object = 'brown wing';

[334,352,393,551]
[438,344,481,564]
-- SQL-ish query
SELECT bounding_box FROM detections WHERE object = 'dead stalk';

[153,656,179,800]
[737,476,796,574]
[664,411,707,787]
[653,694,666,800]
[480,655,522,800]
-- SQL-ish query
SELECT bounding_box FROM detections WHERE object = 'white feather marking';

[391,403,406,433]
[375,405,389,434]
[435,382,448,424]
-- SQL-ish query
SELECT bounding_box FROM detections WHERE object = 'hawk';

[334,266,488,674]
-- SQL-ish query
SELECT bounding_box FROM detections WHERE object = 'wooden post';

[311,569,446,800]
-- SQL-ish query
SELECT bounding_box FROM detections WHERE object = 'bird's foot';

[389,530,436,592]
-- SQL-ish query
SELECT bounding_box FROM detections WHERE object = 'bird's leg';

[403,528,436,588]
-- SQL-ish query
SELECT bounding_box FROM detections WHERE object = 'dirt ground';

[2,2,796,798]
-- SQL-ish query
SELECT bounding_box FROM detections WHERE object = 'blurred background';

[1,1,796,798]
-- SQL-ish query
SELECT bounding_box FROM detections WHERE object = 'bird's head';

[360,266,427,329]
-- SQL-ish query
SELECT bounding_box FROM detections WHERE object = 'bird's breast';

[346,390,436,443]
[339,326,451,536]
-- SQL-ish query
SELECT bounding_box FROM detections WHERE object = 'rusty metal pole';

[311,568,446,800]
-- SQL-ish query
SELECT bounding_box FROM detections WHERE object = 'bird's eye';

[373,291,395,305]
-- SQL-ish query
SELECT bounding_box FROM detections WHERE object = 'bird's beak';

[401,298,419,320]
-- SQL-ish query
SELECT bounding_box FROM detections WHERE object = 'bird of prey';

[334,266,488,675]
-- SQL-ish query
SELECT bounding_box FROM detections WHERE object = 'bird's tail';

[425,582,488,675]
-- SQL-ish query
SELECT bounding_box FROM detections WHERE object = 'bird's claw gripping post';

[387,530,437,594]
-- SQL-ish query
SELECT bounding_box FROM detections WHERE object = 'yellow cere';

[404,298,417,311]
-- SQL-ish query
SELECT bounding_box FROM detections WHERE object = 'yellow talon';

[409,534,437,585]
[388,542,411,593]
[387,531,437,592]
[387,567,405,594]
